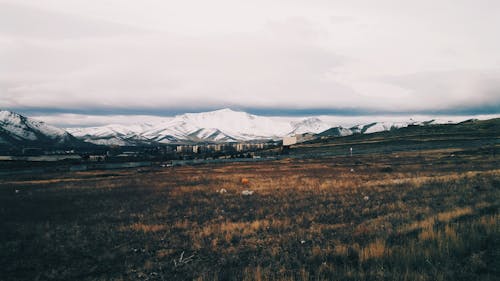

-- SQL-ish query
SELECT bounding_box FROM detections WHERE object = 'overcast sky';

[1,0,499,122]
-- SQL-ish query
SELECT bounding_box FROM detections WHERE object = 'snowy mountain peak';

[179,108,257,124]
[0,110,77,148]
[140,108,293,143]
[0,110,68,139]
[290,117,332,135]
[207,108,240,114]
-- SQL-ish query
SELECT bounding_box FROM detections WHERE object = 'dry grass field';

[0,147,499,280]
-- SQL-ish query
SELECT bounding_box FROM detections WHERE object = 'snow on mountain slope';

[1,109,487,148]
[317,126,354,137]
[290,117,333,135]
[67,124,153,145]
[142,108,293,143]
[68,108,332,145]
[414,119,455,126]
[351,121,413,134]
[68,124,151,138]
[0,110,76,147]
[319,119,449,137]
[63,109,467,145]
[188,128,237,142]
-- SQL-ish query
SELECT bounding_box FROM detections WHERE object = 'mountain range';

[1,108,458,148]
[67,109,455,145]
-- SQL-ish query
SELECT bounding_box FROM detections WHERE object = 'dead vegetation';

[0,148,499,280]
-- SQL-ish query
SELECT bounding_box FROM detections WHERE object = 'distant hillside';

[317,118,499,141]
[288,118,500,157]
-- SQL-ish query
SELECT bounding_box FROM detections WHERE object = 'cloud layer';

[1,0,499,114]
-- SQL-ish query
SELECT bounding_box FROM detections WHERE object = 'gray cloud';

[0,2,143,38]
[383,70,500,110]
[0,0,499,115]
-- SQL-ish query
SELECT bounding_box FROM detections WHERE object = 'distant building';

[89,155,106,161]
[283,133,316,146]
[283,136,297,146]
[192,145,200,153]
[235,143,244,152]
[176,145,192,153]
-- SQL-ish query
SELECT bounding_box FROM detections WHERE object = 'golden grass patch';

[119,223,166,233]
[360,239,390,262]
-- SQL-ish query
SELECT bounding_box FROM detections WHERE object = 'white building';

[192,145,200,153]
[89,155,106,161]
[283,136,298,146]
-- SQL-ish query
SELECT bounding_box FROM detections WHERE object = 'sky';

[1,0,499,126]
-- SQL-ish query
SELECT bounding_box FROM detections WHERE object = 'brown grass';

[120,223,167,233]
[360,239,390,262]
[0,149,498,280]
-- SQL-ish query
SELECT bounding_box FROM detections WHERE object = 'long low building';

[282,136,298,146]
[283,133,316,146]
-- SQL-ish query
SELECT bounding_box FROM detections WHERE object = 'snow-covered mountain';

[68,109,341,145]
[0,109,488,148]
[68,124,154,146]
[350,121,412,134]
[290,117,332,135]
[317,126,354,137]
[142,109,293,143]
[0,110,79,148]
[187,128,237,142]
[319,120,434,138]
[64,109,460,145]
